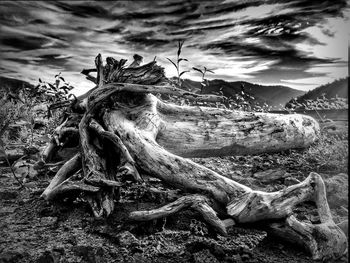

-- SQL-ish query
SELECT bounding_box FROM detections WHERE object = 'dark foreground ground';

[0,126,348,263]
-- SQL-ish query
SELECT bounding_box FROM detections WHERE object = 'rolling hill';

[180,78,305,109]
[1,76,306,109]
[287,77,348,105]
[0,76,34,97]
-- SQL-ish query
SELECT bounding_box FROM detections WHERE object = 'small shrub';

[0,73,74,146]
[192,66,214,94]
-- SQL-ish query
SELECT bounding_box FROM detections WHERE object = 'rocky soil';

[0,125,348,263]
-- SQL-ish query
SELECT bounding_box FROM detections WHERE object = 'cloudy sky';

[0,0,349,95]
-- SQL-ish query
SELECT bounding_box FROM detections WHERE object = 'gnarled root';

[227,172,348,260]
[270,215,347,261]
[88,119,141,182]
[129,194,227,236]
[226,173,317,222]
[86,189,116,218]
[41,118,133,217]
[42,177,101,201]
[41,138,59,163]
[41,153,82,200]
[273,172,347,261]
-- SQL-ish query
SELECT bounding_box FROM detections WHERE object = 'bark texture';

[41,54,346,261]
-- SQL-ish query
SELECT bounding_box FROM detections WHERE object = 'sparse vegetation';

[0,74,75,187]
[303,133,348,173]
[286,95,348,110]
[166,40,189,87]
[192,66,214,94]
[0,74,73,145]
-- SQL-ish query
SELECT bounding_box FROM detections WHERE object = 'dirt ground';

[0,149,348,263]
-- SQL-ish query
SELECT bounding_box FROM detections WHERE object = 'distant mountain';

[179,78,305,109]
[0,76,310,109]
[287,77,348,105]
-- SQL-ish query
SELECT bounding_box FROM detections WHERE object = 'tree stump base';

[40,54,347,261]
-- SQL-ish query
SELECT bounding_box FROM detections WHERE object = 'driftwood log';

[40,54,347,261]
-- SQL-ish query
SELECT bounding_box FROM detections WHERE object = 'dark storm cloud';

[28,19,48,25]
[0,36,47,51]
[287,0,347,15]
[201,38,334,73]
[249,66,325,83]
[104,26,125,34]
[38,54,71,63]
[118,3,199,20]
[42,33,69,44]
[124,31,171,47]
[202,0,262,15]
[0,0,348,93]
[6,58,32,65]
[248,56,331,82]
[54,2,116,19]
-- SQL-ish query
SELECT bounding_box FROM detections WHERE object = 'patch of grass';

[302,133,348,173]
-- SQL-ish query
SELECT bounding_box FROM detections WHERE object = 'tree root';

[41,153,81,200]
[226,173,316,223]
[84,177,122,188]
[42,177,100,201]
[88,119,141,182]
[128,172,348,260]
[129,194,227,236]
[86,190,115,218]
[41,138,58,162]
[267,172,347,260]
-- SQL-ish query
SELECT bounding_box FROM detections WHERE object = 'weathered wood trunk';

[40,54,347,261]
[102,90,319,204]
[118,92,319,158]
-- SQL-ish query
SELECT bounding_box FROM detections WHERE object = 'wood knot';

[204,130,210,141]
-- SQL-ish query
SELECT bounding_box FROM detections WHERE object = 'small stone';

[40,216,57,226]
[241,253,251,261]
[253,169,289,183]
[324,173,348,209]
[0,207,16,216]
[193,249,219,263]
[0,189,18,200]
[73,245,96,263]
[0,248,29,263]
[17,198,29,205]
[116,231,138,247]
[230,254,243,263]
[95,247,105,263]
[52,246,65,254]
[36,251,55,263]
[66,235,77,245]
[211,244,225,258]
[132,253,145,262]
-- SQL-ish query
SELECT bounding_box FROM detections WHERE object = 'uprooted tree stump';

[40,54,347,261]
